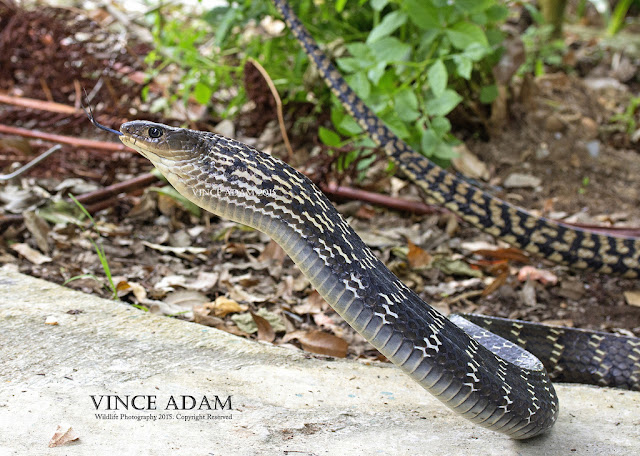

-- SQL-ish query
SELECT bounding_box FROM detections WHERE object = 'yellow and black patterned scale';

[272,0,640,279]
[99,0,640,440]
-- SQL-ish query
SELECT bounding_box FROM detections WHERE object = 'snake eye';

[148,126,163,139]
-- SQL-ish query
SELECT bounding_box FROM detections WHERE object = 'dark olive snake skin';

[112,0,639,440]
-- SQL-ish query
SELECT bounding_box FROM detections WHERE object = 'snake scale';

[96,0,640,440]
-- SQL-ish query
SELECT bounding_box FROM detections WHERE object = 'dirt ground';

[1,2,639,361]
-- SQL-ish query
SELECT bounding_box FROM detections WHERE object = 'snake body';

[120,121,558,439]
[272,0,640,279]
[111,0,640,441]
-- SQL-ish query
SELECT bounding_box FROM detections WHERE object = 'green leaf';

[338,115,363,136]
[336,0,348,13]
[193,81,213,104]
[462,42,489,61]
[452,55,472,79]
[445,21,488,50]
[427,59,448,96]
[431,116,451,136]
[421,129,440,154]
[371,0,389,11]
[433,143,457,160]
[367,61,387,85]
[405,0,442,29]
[319,127,341,147]
[337,57,365,73]
[367,36,411,63]
[425,89,462,116]
[394,88,420,122]
[485,5,509,22]
[367,11,408,43]
[346,42,372,60]
[346,72,371,98]
[480,85,499,104]
[453,0,494,14]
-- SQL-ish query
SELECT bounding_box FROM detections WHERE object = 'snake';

[90,0,640,440]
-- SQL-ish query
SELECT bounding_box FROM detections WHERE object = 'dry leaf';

[294,330,348,358]
[250,311,275,342]
[23,211,50,253]
[210,296,248,317]
[474,247,530,264]
[355,205,376,220]
[193,304,225,328]
[231,309,285,334]
[482,270,509,296]
[186,271,219,292]
[116,280,148,302]
[623,291,640,307]
[407,240,432,269]
[292,291,327,315]
[48,424,79,447]
[10,242,52,264]
[258,240,287,263]
[165,290,208,309]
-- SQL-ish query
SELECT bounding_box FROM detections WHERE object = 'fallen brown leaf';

[474,247,530,264]
[209,296,248,317]
[10,242,52,264]
[48,424,79,447]
[482,270,509,296]
[288,330,348,358]
[407,240,432,269]
[258,239,287,263]
[251,311,275,342]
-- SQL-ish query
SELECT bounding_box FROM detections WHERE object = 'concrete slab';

[0,267,638,455]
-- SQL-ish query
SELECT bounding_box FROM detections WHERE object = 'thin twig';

[320,182,446,216]
[247,57,294,161]
[0,93,80,115]
[0,124,126,151]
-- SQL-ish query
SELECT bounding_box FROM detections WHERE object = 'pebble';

[503,173,542,189]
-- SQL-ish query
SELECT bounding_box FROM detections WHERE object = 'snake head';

[119,121,199,163]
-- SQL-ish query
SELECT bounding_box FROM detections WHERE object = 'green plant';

[578,176,590,195]
[63,195,117,299]
[519,4,566,77]
[607,0,635,35]
[610,95,640,135]
[144,0,509,163]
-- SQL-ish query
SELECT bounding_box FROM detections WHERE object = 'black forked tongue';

[82,94,122,136]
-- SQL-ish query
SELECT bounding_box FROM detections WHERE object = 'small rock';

[583,77,628,92]
[580,117,599,140]
[214,119,235,138]
[544,114,565,133]
[451,144,489,180]
[535,143,550,159]
[624,291,640,307]
[585,140,600,158]
[45,316,59,325]
[503,173,541,189]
